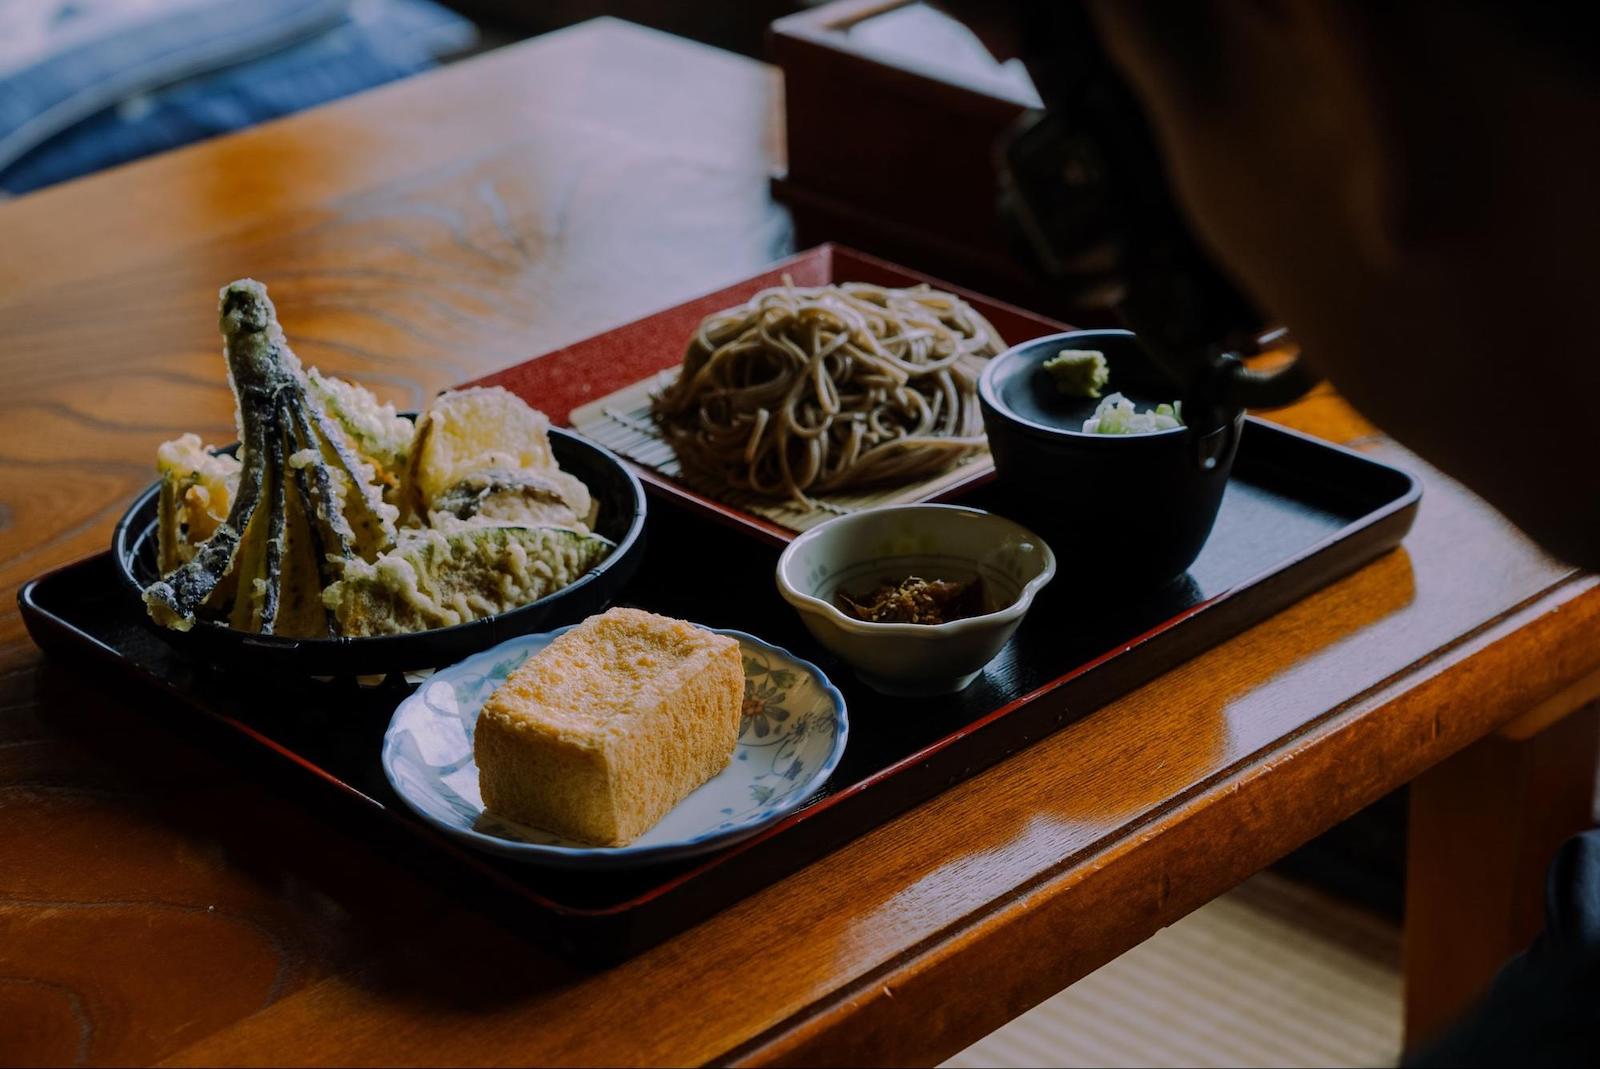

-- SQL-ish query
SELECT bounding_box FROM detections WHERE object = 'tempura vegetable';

[323,525,613,636]
[430,469,593,531]
[141,282,610,644]
[155,433,241,574]
[307,368,414,481]
[142,280,398,636]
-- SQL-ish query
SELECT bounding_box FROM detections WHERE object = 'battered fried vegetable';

[306,368,413,479]
[430,469,592,531]
[142,282,609,645]
[323,525,613,636]
[154,434,240,573]
[142,280,398,636]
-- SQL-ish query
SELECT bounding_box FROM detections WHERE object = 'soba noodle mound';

[650,281,1005,505]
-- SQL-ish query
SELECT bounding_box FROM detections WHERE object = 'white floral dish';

[382,625,848,869]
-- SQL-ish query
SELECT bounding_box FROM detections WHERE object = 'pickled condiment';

[834,576,985,625]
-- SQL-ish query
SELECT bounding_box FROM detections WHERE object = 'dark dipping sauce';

[834,576,986,625]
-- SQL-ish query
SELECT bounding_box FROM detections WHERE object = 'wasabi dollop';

[1041,348,1110,398]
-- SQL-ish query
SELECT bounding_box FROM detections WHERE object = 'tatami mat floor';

[942,873,1403,1069]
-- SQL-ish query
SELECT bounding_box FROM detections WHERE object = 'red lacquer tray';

[465,243,1064,544]
[19,245,1420,962]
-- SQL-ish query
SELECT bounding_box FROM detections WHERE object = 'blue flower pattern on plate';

[382,625,848,869]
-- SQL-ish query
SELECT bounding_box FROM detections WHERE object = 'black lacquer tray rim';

[21,417,1418,907]
[545,417,1424,910]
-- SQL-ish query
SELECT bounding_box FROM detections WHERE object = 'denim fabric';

[0,0,349,173]
[0,0,474,195]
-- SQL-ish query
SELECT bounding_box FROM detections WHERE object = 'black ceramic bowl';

[113,427,647,676]
[977,329,1244,589]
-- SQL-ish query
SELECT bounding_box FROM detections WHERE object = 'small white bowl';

[775,504,1056,696]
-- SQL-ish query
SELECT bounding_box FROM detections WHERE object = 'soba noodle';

[650,281,1005,505]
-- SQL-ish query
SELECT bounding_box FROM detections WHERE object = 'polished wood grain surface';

[3,19,1598,1068]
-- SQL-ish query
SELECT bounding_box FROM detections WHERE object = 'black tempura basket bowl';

[112,428,647,677]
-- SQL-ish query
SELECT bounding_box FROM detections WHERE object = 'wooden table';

[3,19,1597,1067]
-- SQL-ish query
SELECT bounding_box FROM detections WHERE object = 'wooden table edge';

[723,570,1600,1067]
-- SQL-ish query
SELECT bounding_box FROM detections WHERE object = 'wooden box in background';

[769,0,1067,313]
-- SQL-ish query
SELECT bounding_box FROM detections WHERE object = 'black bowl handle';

[1186,348,1320,471]
[1221,350,1321,411]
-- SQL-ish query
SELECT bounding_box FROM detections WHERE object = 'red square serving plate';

[462,242,1068,545]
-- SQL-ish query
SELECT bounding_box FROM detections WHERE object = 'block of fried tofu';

[474,607,745,846]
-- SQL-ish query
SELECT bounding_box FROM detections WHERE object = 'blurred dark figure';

[940,1,1600,1065]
